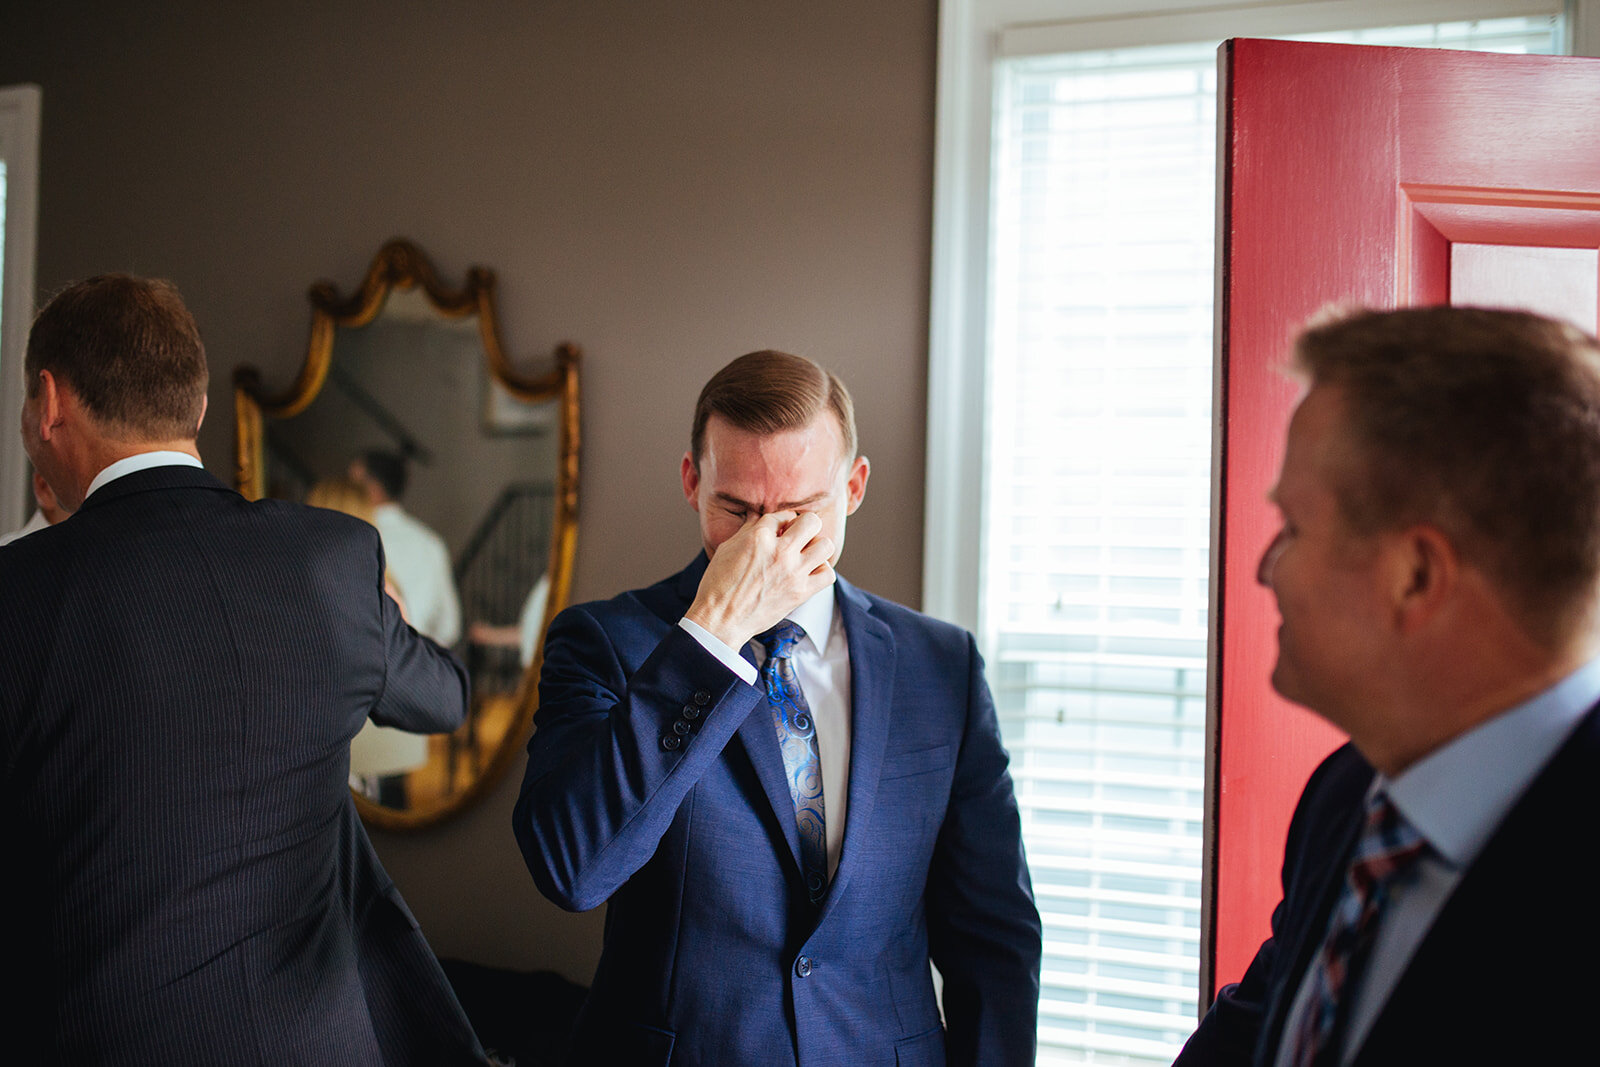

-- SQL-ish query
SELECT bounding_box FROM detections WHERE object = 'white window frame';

[924,0,1592,1031]
[0,83,41,533]
[924,0,1593,635]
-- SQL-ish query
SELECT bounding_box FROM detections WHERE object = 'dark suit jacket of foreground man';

[1176,718,1600,1067]
[514,554,1042,1066]
[0,464,487,1065]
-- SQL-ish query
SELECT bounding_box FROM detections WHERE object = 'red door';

[1212,38,1600,995]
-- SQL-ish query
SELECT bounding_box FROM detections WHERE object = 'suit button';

[682,704,701,720]
[693,689,711,706]
[672,719,691,736]
[795,956,812,978]
[661,735,682,752]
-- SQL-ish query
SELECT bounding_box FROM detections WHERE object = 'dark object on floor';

[440,958,588,1067]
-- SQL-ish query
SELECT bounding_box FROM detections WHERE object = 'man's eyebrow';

[714,491,829,512]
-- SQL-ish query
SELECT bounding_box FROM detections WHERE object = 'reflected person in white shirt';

[0,468,72,547]
[349,450,462,647]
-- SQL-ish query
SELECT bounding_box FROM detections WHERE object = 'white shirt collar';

[1385,654,1600,868]
[85,451,204,499]
[786,583,837,657]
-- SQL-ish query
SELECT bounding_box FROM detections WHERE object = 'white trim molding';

[0,83,41,534]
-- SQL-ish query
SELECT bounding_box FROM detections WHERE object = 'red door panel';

[1212,38,1600,997]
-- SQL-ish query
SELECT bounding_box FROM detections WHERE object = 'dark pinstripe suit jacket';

[0,464,487,1066]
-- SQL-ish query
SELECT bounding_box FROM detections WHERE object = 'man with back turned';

[514,349,1042,1065]
[1176,306,1600,1065]
[0,274,486,1064]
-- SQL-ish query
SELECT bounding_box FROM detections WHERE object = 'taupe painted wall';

[0,1,937,981]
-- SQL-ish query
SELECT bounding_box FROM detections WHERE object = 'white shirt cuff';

[678,617,758,686]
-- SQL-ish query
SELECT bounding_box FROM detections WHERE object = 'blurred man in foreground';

[1177,306,1600,1065]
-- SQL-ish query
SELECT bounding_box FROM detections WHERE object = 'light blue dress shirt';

[1275,654,1600,1066]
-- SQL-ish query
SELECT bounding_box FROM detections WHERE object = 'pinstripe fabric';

[0,465,486,1066]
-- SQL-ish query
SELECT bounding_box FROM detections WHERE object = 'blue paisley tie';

[759,621,828,904]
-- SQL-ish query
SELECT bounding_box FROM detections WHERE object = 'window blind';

[984,15,1559,1063]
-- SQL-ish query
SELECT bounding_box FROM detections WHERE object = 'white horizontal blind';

[985,16,1560,1064]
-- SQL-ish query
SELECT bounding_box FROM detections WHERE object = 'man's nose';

[1257,530,1286,588]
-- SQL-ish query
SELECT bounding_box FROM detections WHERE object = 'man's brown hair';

[690,350,856,468]
[25,273,209,441]
[1294,305,1600,642]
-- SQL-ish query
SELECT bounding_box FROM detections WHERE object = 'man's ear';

[34,370,65,441]
[195,394,208,433]
[681,451,701,511]
[843,455,870,516]
[1390,524,1458,634]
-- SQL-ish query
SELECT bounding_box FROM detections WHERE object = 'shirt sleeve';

[678,616,758,686]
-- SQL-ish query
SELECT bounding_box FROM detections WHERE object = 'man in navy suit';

[0,274,487,1065]
[1176,307,1600,1066]
[515,350,1041,1065]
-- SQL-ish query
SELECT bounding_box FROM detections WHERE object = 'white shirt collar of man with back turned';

[84,450,204,501]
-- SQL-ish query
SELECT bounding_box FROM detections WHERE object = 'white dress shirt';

[679,585,853,876]
[1275,655,1600,1066]
[373,502,462,647]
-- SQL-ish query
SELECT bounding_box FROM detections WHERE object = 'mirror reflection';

[234,240,579,828]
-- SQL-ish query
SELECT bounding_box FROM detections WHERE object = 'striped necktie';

[1287,790,1428,1066]
[758,621,828,905]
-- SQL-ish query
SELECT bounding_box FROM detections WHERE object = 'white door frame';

[0,83,41,533]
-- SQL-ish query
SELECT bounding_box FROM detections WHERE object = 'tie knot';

[759,620,806,660]
[1352,791,1427,888]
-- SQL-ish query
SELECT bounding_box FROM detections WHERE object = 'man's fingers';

[799,534,835,571]
[776,510,821,543]
[807,559,838,584]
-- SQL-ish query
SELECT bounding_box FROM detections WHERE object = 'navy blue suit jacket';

[1176,707,1600,1066]
[0,466,486,1065]
[514,555,1042,1066]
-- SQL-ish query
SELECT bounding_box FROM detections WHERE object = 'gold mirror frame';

[233,238,580,829]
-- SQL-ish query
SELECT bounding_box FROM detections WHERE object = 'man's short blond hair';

[690,350,857,469]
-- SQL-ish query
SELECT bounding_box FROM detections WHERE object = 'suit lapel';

[815,577,894,919]
[1351,700,1600,1064]
[1258,793,1367,1065]
[673,556,807,879]
[736,694,808,879]
[672,561,900,901]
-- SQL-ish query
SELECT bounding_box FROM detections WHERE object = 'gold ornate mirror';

[233,239,579,829]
